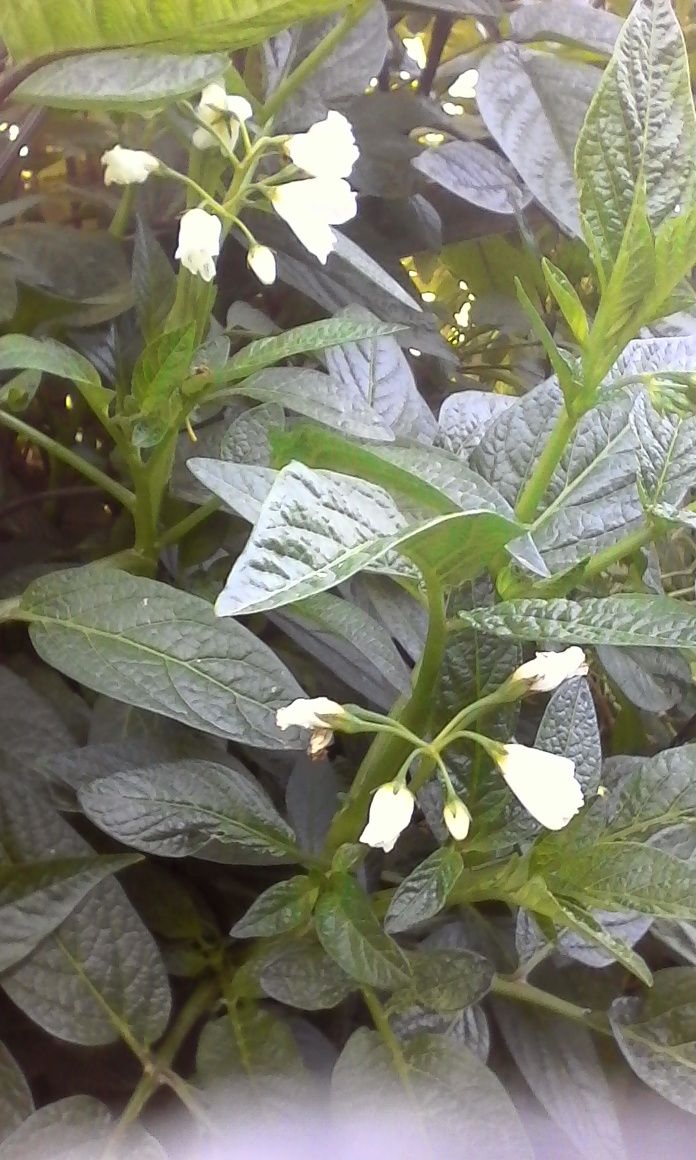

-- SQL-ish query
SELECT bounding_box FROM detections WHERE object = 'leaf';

[630,391,696,507]
[14,49,227,110]
[214,461,520,617]
[509,0,621,55]
[230,876,317,938]
[438,390,515,458]
[0,853,140,972]
[219,315,405,382]
[458,594,696,649]
[477,44,599,235]
[494,1000,628,1160]
[1,0,349,59]
[20,565,305,749]
[471,379,563,507]
[79,760,298,861]
[610,967,696,1114]
[196,1005,302,1090]
[323,305,437,442]
[397,948,494,1014]
[414,141,532,216]
[535,678,601,796]
[332,1031,532,1159]
[0,1043,33,1145]
[542,258,589,344]
[314,874,411,989]
[0,667,76,765]
[187,459,276,524]
[132,324,196,414]
[132,217,176,340]
[385,848,464,935]
[259,938,354,1009]
[576,0,696,278]
[390,1003,490,1062]
[220,402,284,465]
[0,782,170,1047]
[0,335,100,391]
[235,368,395,441]
[0,1096,166,1159]
[598,645,692,712]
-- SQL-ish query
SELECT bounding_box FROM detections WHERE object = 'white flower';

[247,243,277,286]
[359,782,415,853]
[174,207,222,282]
[286,111,359,179]
[276,697,344,731]
[192,82,253,152]
[101,145,159,186]
[497,744,584,830]
[511,647,588,693]
[443,797,471,841]
[269,178,357,264]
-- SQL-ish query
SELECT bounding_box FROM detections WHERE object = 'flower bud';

[359,782,415,853]
[174,207,222,282]
[247,243,277,286]
[101,145,159,186]
[443,797,471,841]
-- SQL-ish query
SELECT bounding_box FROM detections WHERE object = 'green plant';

[2,0,696,1154]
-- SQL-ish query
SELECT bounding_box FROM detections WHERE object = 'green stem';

[109,185,136,238]
[106,977,219,1150]
[362,987,414,1093]
[491,976,611,1035]
[158,496,221,549]
[324,567,446,853]
[0,409,135,512]
[0,595,21,623]
[261,0,371,122]
[514,407,575,523]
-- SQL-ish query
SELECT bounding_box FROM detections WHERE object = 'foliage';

[2,0,696,1154]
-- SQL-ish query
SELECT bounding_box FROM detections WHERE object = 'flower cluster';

[100,81,360,289]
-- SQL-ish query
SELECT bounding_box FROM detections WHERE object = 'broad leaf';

[598,644,692,712]
[196,1005,303,1090]
[495,1001,627,1160]
[458,594,696,650]
[0,1096,166,1159]
[219,316,404,382]
[79,760,298,861]
[414,140,531,216]
[230,876,317,938]
[535,678,601,795]
[477,45,599,235]
[187,459,276,524]
[259,938,354,1009]
[14,50,227,110]
[132,324,196,414]
[438,390,514,458]
[0,667,76,765]
[610,967,696,1114]
[0,1044,33,1145]
[215,461,520,617]
[630,391,696,506]
[132,217,176,340]
[576,0,696,277]
[234,368,395,441]
[396,948,494,1014]
[19,566,305,748]
[509,0,621,55]
[0,335,100,391]
[314,875,411,989]
[1,0,348,59]
[285,756,340,857]
[385,848,464,934]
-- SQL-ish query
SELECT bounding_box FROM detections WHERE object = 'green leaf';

[535,677,601,796]
[214,461,520,617]
[79,761,298,861]
[220,401,284,465]
[576,0,696,278]
[0,1096,166,1159]
[509,0,621,55]
[259,937,354,1009]
[0,0,348,59]
[542,258,589,344]
[230,876,317,938]
[314,875,411,989]
[610,967,696,1114]
[323,305,436,442]
[14,50,227,111]
[413,140,531,216]
[332,1031,532,1158]
[630,391,696,507]
[0,370,41,412]
[234,368,394,441]
[132,323,196,414]
[187,459,276,524]
[20,566,305,748]
[0,782,170,1047]
[471,379,563,508]
[0,853,141,972]
[219,316,405,383]
[0,1043,33,1145]
[0,667,76,765]
[494,1000,627,1160]
[598,644,691,712]
[396,948,494,1014]
[132,217,176,340]
[0,335,100,390]
[458,594,696,649]
[385,848,464,935]
[477,44,599,235]
[514,277,577,400]
[196,1005,303,1089]
[551,897,653,986]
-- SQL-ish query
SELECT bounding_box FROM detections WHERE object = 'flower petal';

[498,744,584,830]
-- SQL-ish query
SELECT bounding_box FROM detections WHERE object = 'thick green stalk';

[514,407,575,523]
[0,409,135,512]
[491,977,611,1035]
[324,569,446,853]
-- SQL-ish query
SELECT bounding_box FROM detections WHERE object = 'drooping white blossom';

[192,82,253,152]
[496,744,584,830]
[276,697,345,731]
[359,782,415,853]
[286,111,359,179]
[174,207,222,282]
[247,243,277,286]
[443,797,471,841]
[269,177,357,264]
[101,145,159,186]
[511,647,588,693]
